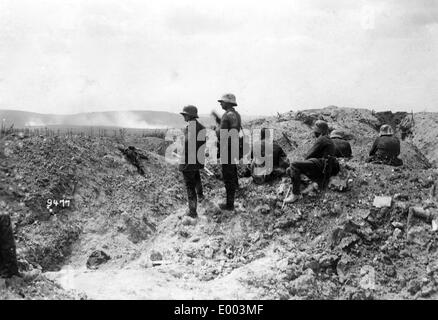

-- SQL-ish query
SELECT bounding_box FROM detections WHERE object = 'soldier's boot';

[186,198,198,218]
[219,187,235,211]
[284,193,302,204]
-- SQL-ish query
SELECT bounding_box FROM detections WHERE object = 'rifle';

[281,186,291,210]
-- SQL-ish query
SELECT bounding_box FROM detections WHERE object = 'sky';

[0,0,437,116]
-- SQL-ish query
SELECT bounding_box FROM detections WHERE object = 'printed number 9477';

[47,199,71,209]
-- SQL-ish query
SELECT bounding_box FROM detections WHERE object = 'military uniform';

[399,115,414,140]
[0,214,19,278]
[122,146,148,175]
[251,142,290,184]
[289,135,339,195]
[368,135,403,166]
[332,138,352,158]
[218,107,241,209]
[179,119,206,217]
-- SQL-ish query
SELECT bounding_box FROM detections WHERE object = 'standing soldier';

[0,214,19,278]
[179,105,206,218]
[216,93,242,211]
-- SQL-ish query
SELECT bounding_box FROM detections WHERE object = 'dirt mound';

[1,134,185,273]
[410,112,438,167]
[247,106,431,170]
[129,136,172,156]
[1,106,438,300]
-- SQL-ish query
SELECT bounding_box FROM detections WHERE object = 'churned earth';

[1,106,438,300]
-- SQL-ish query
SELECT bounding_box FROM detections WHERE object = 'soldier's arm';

[347,143,353,158]
[395,137,401,156]
[305,139,323,159]
[211,111,221,125]
[369,139,378,156]
[183,126,189,162]
[138,152,149,160]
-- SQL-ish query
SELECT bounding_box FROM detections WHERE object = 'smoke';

[24,118,49,127]
[110,112,170,129]
[70,111,174,129]
[23,111,174,129]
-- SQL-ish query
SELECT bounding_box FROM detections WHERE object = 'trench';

[43,204,271,300]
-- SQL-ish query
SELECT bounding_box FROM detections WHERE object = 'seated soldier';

[251,128,290,184]
[330,129,352,158]
[284,120,340,203]
[367,124,403,166]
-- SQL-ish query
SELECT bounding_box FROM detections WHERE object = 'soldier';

[330,129,352,158]
[399,114,414,140]
[367,124,403,166]
[284,120,340,203]
[251,128,290,184]
[179,105,206,218]
[0,214,19,278]
[216,93,242,211]
[120,146,148,175]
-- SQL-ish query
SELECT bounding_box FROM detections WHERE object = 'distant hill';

[0,110,263,129]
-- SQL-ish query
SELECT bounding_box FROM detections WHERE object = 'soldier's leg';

[391,158,403,167]
[132,158,145,175]
[233,165,239,190]
[221,164,237,209]
[289,161,321,195]
[182,171,198,217]
[267,166,286,182]
[194,170,204,199]
[0,214,19,278]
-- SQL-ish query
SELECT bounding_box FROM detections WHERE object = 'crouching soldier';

[330,129,352,158]
[367,124,403,166]
[284,120,340,203]
[251,128,290,184]
[179,105,206,218]
[0,214,19,278]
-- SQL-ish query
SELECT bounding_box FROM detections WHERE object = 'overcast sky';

[0,0,437,115]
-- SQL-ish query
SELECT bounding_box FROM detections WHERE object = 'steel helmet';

[180,105,199,118]
[330,129,345,139]
[314,120,329,135]
[218,93,237,106]
[379,124,394,136]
